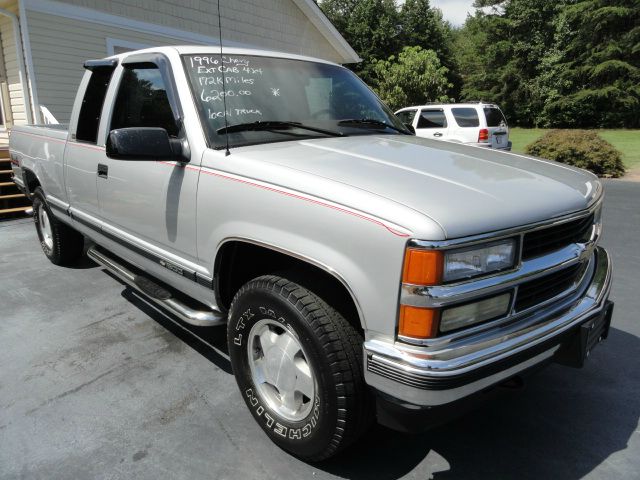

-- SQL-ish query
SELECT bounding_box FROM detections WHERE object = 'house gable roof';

[291,0,360,64]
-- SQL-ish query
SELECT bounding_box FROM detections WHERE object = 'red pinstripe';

[12,130,106,151]
[157,160,410,237]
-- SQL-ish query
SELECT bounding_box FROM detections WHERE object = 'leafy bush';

[525,130,626,177]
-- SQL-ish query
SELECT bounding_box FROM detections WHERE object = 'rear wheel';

[32,187,84,266]
[227,275,372,461]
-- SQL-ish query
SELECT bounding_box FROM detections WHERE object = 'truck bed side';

[10,124,69,206]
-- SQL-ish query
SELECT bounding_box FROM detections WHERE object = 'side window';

[110,64,179,137]
[417,109,447,129]
[451,107,480,127]
[76,68,114,143]
[396,110,417,125]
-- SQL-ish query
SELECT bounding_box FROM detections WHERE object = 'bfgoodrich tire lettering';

[228,275,372,461]
[32,187,84,266]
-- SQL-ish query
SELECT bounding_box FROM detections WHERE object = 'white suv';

[395,103,511,150]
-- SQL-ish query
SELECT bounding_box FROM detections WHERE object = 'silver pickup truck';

[10,46,613,461]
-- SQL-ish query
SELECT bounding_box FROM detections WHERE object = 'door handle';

[97,163,108,179]
[433,132,443,137]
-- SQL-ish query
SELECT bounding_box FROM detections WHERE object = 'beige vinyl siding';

[0,0,28,127]
[52,0,342,62]
[24,11,188,123]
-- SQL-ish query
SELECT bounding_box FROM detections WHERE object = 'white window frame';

[106,38,152,56]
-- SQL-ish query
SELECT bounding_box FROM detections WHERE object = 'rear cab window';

[451,108,479,127]
[75,67,115,143]
[417,109,447,128]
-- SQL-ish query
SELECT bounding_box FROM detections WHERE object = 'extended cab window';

[111,64,179,136]
[76,68,114,143]
[417,109,447,128]
[451,108,480,127]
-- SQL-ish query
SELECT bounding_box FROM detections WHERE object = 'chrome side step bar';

[87,246,227,327]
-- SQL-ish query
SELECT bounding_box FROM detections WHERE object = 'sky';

[428,0,476,27]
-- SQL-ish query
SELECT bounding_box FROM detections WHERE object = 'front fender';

[195,165,443,338]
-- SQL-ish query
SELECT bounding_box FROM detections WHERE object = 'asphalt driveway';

[1,179,639,480]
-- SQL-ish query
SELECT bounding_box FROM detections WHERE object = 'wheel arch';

[214,238,365,334]
[21,167,41,196]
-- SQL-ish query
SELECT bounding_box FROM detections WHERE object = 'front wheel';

[227,275,372,461]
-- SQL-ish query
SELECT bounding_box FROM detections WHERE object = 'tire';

[227,275,373,461]
[32,187,84,266]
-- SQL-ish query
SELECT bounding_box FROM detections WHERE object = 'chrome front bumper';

[364,246,613,407]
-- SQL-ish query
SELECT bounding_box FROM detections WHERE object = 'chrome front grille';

[522,213,594,260]
[514,263,584,312]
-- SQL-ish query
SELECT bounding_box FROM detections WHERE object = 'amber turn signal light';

[402,249,443,285]
[398,305,440,339]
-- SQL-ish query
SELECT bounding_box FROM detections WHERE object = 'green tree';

[455,0,639,127]
[320,0,462,101]
[399,0,461,97]
[541,0,640,128]
[320,0,400,84]
[455,0,562,126]
[371,46,452,110]
[452,14,494,102]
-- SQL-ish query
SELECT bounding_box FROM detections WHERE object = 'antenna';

[217,0,231,156]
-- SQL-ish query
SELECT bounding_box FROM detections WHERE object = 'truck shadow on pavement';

[120,287,232,374]
[318,326,639,479]
[68,253,99,270]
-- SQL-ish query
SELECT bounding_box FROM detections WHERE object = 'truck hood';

[236,135,601,239]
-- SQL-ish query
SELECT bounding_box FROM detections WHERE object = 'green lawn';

[510,128,640,172]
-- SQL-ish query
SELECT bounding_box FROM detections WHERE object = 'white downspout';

[0,7,33,124]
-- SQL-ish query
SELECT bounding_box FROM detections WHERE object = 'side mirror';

[404,124,415,134]
[106,127,189,162]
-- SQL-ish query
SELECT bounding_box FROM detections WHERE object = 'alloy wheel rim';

[38,205,53,249]
[247,318,316,422]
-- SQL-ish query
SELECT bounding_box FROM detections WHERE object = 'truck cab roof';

[95,44,340,68]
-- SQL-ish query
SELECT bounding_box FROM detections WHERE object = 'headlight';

[444,239,516,282]
[440,292,512,332]
[399,240,517,340]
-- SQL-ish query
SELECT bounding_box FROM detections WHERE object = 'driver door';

[97,55,199,263]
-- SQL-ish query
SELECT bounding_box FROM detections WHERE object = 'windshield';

[182,54,409,149]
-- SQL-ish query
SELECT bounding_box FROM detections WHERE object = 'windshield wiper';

[217,121,344,137]
[338,118,412,134]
